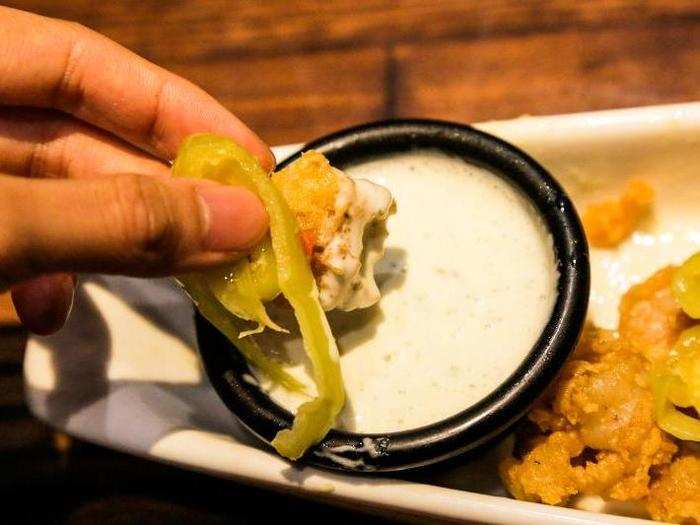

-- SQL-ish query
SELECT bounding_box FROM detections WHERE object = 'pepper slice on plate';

[651,325,700,441]
[173,134,345,459]
[672,252,700,319]
[651,253,700,441]
[178,274,303,392]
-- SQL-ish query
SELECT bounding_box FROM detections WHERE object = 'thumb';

[0,173,268,285]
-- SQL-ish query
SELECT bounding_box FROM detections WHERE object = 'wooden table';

[1,1,698,523]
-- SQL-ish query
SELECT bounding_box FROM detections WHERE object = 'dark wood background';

[1,1,699,523]
[5,0,700,148]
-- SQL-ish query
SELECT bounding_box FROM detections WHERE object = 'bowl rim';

[195,118,590,472]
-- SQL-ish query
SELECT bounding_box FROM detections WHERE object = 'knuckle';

[53,36,86,112]
[109,174,182,270]
[143,78,169,157]
[29,130,72,179]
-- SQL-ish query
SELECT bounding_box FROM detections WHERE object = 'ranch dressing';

[255,150,558,433]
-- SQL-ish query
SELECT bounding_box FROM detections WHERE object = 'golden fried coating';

[528,327,629,433]
[272,151,393,311]
[647,455,700,524]
[500,431,585,505]
[272,151,343,244]
[619,266,693,363]
[501,206,700,522]
[500,327,677,506]
[582,179,654,248]
[500,267,700,520]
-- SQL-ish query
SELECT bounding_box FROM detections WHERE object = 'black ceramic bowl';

[195,119,590,472]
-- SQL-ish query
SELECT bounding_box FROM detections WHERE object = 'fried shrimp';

[501,266,699,522]
[619,267,693,363]
[646,454,700,523]
[274,151,394,311]
[582,179,654,248]
[500,327,677,505]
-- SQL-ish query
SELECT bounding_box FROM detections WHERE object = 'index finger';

[0,7,275,170]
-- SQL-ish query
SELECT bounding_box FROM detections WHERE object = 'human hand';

[0,7,274,334]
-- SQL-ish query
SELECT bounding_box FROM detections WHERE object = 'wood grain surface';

[1,1,699,523]
[4,0,699,145]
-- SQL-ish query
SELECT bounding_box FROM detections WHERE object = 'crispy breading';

[272,150,348,244]
[499,431,584,505]
[501,326,677,505]
[647,455,700,524]
[582,179,654,248]
[501,225,700,522]
[500,266,696,511]
[272,150,393,312]
[619,266,693,363]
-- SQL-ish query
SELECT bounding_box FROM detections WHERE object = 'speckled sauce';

[255,150,558,433]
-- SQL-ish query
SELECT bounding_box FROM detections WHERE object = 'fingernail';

[11,273,75,335]
[197,185,268,251]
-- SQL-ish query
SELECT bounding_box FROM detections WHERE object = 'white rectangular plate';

[25,102,700,524]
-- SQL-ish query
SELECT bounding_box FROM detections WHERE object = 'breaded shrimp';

[272,151,350,247]
[273,151,394,311]
[647,454,700,524]
[500,327,677,505]
[619,267,693,363]
[582,179,654,248]
[500,266,700,519]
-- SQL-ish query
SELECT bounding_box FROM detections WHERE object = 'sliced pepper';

[651,324,700,441]
[247,237,280,302]
[173,134,345,459]
[178,275,304,393]
[171,138,283,334]
[672,252,700,319]
[204,258,285,337]
[652,374,700,441]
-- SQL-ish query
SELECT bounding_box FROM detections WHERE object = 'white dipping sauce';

[256,150,558,434]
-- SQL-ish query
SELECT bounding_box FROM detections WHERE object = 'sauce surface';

[256,150,558,433]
